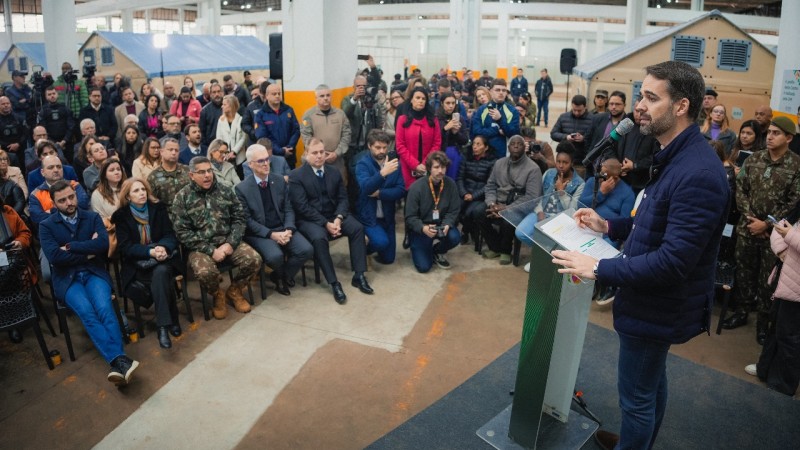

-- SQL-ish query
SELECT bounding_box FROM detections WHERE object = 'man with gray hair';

[236,144,313,295]
[301,84,351,182]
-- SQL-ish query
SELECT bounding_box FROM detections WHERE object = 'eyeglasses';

[0,157,9,162]
[167,121,181,126]
[215,148,231,154]
[251,158,270,165]
[192,169,214,176]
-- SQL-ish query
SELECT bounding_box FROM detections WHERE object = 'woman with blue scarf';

[112,177,183,349]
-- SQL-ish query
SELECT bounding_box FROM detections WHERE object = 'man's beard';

[640,111,675,137]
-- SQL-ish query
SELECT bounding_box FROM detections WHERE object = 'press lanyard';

[429,177,444,221]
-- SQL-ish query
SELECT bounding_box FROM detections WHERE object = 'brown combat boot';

[211,290,228,320]
[226,283,251,313]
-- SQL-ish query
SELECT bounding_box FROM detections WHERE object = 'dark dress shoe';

[351,274,374,295]
[331,282,347,305]
[169,324,182,337]
[285,276,296,288]
[157,327,172,349]
[270,271,291,295]
[721,311,748,330]
[594,429,620,450]
[8,329,22,343]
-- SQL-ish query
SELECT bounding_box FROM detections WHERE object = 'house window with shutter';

[84,49,96,66]
[7,58,15,73]
[717,39,752,72]
[19,57,28,71]
[100,47,114,65]
[671,35,705,68]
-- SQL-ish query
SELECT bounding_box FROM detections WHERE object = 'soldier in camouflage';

[724,117,800,344]
[171,156,262,319]
[148,138,190,211]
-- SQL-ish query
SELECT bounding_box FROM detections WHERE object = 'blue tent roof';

[14,43,47,71]
[83,32,269,78]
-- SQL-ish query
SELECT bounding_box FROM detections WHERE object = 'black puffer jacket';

[0,179,25,218]
[550,111,593,159]
[456,152,498,201]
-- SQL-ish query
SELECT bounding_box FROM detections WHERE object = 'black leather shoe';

[157,327,172,349]
[169,324,182,337]
[721,311,748,330]
[594,430,620,450]
[271,272,291,296]
[351,274,374,295]
[331,282,347,304]
[285,276,296,288]
[8,329,22,343]
[757,321,767,345]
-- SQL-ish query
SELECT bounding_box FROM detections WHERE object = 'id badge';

[432,209,440,221]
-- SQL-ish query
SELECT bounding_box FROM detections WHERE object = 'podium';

[477,193,617,449]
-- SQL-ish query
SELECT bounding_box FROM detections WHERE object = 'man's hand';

[599,177,617,195]
[551,250,597,280]
[463,193,473,202]
[571,132,584,143]
[8,240,22,250]
[415,163,426,174]
[488,108,501,121]
[746,216,769,236]
[324,151,338,164]
[573,208,608,234]
[326,220,342,238]
[367,55,376,69]
[7,143,19,152]
[369,190,380,198]
[486,203,506,219]
[422,224,437,238]
[212,247,226,262]
[91,232,99,239]
[621,158,634,176]
[283,147,294,156]
[380,158,399,177]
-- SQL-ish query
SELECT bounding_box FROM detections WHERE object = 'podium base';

[477,404,598,450]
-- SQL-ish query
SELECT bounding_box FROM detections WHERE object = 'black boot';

[721,311,748,330]
[756,320,768,346]
[157,326,172,349]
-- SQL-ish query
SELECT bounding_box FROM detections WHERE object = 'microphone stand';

[591,158,606,210]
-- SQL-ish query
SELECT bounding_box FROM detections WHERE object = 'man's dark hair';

[210,78,219,84]
[644,60,704,122]
[366,129,391,146]
[610,90,627,104]
[520,126,536,139]
[189,156,211,172]
[36,139,58,158]
[48,179,73,201]
[437,78,451,90]
[571,95,587,107]
[223,74,233,82]
[45,85,56,93]
[184,123,200,136]
[89,87,102,96]
[425,150,450,172]
[259,80,271,95]
[491,78,507,88]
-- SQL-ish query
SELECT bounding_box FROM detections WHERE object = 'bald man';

[754,106,773,148]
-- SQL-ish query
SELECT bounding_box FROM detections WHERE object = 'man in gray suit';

[235,144,313,295]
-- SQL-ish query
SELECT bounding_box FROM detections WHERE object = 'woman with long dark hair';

[728,119,764,174]
[395,87,441,189]
[138,94,164,139]
[436,92,468,179]
[456,135,497,245]
[132,137,161,180]
[112,177,183,349]
[116,125,143,175]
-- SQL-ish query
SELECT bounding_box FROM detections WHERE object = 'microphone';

[582,117,634,167]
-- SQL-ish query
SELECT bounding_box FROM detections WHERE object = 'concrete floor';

[0,229,766,449]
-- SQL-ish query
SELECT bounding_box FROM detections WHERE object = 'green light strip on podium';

[508,243,565,447]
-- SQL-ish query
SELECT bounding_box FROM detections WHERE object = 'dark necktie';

[259,180,267,189]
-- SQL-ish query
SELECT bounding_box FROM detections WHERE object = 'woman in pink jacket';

[395,87,441,189]
[747,206,800,396]
[169,86,203,129]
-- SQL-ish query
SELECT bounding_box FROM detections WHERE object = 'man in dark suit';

[584,90,628,177]
[178,124,208,165]
[236,144,313,296]
[289,138,373,304]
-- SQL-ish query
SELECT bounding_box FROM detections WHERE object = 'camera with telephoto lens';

[29,67,53,91]
[82,63,97,80]
[63,69,80,84]
[528,142,542,154]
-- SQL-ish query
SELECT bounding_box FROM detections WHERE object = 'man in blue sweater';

[552,61,729,450]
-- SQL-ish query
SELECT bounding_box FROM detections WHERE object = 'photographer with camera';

[404,151,461,272]
[5,71,33,128]
[520,126,554,173]
[342,61,387,165]
[480,135,542,265]
[53,62,89,119]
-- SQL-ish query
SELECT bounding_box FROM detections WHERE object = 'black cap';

[705,88,718,97]
[11,70,25,78]
[243,70,251,76]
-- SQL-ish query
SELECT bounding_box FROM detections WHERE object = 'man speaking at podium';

[552,61,729,450]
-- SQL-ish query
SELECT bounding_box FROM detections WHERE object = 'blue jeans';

[537,98,550,125]
[408,227,461,273]
[64,271,124,364]
[515,212,539,247]
[616,332,671,450]
[364,218,396,264]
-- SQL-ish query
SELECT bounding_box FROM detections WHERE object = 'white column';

[408,15,419,69]
[596,17,605,57]
[496,9,509,78]
[3,0,13,45]
[105,16,112,32]
[144,9,151,33]
[580,38,588,65]
[121,9,134,32]
[690,0,704,11]
[42,0,77,72]
[281,0,357,90]
[197,0,221,36]
[770,0,800,114]
[177,7,185,34]
[448,0,481,72]
[625,0,646,41]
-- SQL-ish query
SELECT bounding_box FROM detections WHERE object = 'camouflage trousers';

[732,234,777,325]
[188,242,262,293]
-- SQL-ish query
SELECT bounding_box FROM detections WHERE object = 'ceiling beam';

[75,0,198,19]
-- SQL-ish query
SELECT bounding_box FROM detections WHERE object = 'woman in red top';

[396,87,441,189]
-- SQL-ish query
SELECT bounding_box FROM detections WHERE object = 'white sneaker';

[596,295,615,306]
[524,262,530,273]
[745,364,757,376]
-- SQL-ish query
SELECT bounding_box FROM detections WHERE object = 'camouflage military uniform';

[733,149,800,326]
[147,164,191,210]
[171,178,262,294]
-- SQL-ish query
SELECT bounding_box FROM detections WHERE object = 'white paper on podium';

[538,212,621,260]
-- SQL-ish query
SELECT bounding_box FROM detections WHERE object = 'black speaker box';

[560,48,577,75]
[269,33,283,80]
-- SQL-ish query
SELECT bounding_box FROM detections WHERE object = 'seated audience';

[27,140,80,193]
[132,137,162,181]
[456,135,497,245]
[207,139,240,189]
[147,138,190,211]
[115,125,142,175]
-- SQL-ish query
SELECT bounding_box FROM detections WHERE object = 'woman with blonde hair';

[216,94,246,172]
[701,103,737,155]
[207,139,240,188]
[474,86,491,109]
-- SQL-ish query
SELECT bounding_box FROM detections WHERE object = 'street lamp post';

[153,34,169,89]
